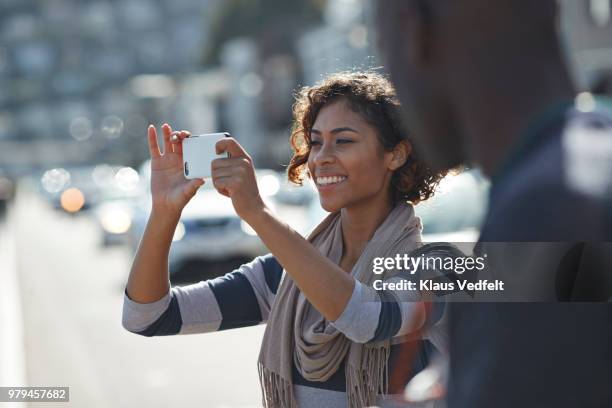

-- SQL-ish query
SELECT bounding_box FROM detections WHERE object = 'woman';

[123,72,449,407]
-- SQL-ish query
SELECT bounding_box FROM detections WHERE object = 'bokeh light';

[101,115,124,139]
[69,116,93,141]
[41,168,71,193]
[575,92,596,112]
[100,207,133,234]
[60,187,85,213]
[115,166,140,191]
[259,173,280,197]
[92,164,117,188]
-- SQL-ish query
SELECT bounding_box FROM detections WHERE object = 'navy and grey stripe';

[123,252,448,347]
[259,253,283,294]
[122,251,449,406]
[122,251,448,385]
[132,290,182,336]
[122,254,282,336]
[371,290,402,342]
[208,269,262,330]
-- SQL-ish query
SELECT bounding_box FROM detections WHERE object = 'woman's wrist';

[150,206,182,228]
[241,201,271,230]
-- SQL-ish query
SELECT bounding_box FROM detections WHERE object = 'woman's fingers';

[147,125,162,158]
[148,124,180,157]
[173,134,182,154]
[171,130,190,141]
[211,175,232,197]
[211,156,253,194]
[161,123,174,154]
[211,157,251,171]
[169,132,180,154]
[215,137,251,161]
[182,178,205,198]
[170,130,190,155]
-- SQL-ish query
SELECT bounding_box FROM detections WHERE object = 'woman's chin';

[319,199,342,213]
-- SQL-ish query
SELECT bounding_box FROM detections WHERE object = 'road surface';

[1,185,266,408]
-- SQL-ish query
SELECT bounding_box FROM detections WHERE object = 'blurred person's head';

[375,0,575,175]
[287,71,447,213]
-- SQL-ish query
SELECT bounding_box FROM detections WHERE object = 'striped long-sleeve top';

[122,253,448,408]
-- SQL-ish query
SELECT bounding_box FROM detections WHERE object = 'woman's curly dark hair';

[287,71,448,205]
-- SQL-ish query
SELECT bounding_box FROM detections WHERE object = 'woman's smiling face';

[307,98,396,213]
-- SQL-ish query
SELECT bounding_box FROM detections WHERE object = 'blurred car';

[416,168,490,246]
[127,165,280,281]
[274,174,316,206]
[86,164,146,246]
[305,169,490,250]
[39,165,107,213]
[38,164,145,227]
[167,188,269,278]
[93,186,147,247]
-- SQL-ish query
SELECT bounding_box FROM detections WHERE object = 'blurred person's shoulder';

[481,106,612,242]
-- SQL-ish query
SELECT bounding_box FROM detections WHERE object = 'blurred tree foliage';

[204,0,326,64]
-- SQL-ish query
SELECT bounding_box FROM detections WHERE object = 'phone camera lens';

[184,162,189,176]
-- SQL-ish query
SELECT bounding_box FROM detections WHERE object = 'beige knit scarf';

[258,203,422,407]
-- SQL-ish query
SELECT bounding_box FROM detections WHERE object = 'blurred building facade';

[222,0,376,168]
[298,0,376,86]
[0,0,220,172]
[1,0,612,175]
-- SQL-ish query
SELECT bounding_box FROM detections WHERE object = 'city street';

[1,1,610,407]
[1,186,265,408]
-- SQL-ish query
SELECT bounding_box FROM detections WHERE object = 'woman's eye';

[309,139,352,147]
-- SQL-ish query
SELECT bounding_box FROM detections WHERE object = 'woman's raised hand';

[147,123,204,216]
[212,137,266,222]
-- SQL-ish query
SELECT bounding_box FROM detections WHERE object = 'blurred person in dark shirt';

[375,1,612,407]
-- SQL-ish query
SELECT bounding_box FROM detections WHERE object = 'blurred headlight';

[259,174,280,197]
[240,220,257,236]
[60,188,85,213]
[173,221,186,242]
[100,209,132,234]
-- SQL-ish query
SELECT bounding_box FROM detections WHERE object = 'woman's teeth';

[317,176,347,186]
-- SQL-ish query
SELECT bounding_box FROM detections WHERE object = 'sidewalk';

[0,206,28,407]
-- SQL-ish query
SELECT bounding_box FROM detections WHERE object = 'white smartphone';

[182,132,231,179]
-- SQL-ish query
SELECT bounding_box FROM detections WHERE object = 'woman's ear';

[389,141,412,170]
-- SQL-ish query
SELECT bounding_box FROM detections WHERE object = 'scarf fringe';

[258,363,297,408]
[259,345,390,408]
[346,344,391,408]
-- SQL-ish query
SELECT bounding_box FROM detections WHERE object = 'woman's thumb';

[185,178,205,196]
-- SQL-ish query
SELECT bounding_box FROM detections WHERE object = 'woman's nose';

[312,143,336,166]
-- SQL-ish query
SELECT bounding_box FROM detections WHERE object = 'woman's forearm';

[126,209,180,303]
[247,207,355,321]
